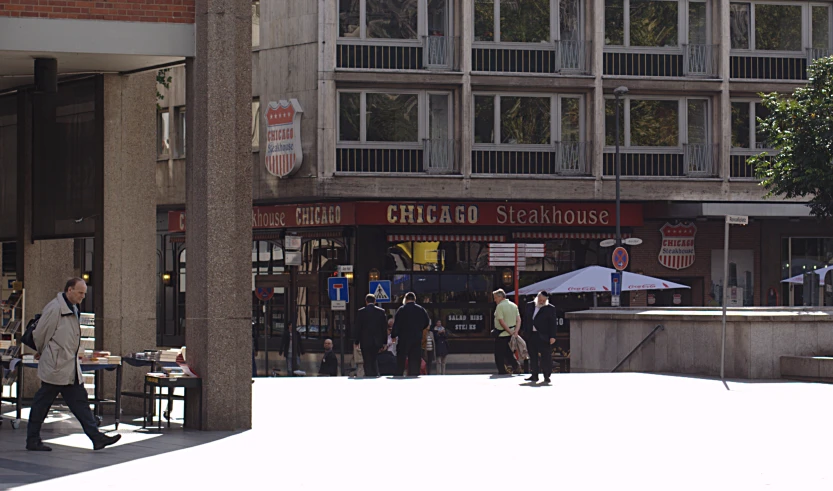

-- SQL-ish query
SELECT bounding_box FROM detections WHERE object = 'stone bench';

[780,356,833,382]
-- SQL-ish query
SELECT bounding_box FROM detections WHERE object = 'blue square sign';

[369,280,392,303]
[611,271,622,296]
[328,277,349,303]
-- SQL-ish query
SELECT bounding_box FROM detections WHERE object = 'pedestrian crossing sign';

[369,280,392,303]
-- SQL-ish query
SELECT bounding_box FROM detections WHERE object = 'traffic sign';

[338,265,354,274]
[369,280,392,303]
[285,251,302,266]
[600,239,616,248]
[255,287,274,302]
[331,300,346,311]
[623,237,643,246]
[328,277,349,303]
[726,215,748,225]
[285,235,302,250]
[610,272,622,296]
[612,247,629,271]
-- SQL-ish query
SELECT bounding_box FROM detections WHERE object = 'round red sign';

[612,247,629,271]
[255,287,274,302]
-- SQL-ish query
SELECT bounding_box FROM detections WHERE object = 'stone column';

[185,0,253,431]
[592,0,605,196]
[99,72,157,414]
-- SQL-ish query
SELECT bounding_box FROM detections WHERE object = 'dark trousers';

[361,343,379,377]
[528,335,554,380]
[396,342,422,376]
[494,336,519,374]
[27,379,101,444]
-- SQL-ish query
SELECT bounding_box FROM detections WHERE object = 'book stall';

[137,347,203,431]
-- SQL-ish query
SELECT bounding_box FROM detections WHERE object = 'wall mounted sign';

[658,222,697,270]
[446,312,486,333]
[265,99,304,179]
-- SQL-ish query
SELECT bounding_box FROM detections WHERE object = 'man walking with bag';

[522,291,559,384]
[354,294,388,377]
[26,278,121,451]
[492,289,521,375]
[391,292,430,376]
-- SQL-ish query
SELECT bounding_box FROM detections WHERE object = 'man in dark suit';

[522,291,559,384]
[391,292,431,376]
[354,294,388,377]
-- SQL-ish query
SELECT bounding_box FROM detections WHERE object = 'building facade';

[154,0,833,359]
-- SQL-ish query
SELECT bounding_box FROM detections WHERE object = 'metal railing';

[683,44,719,77]
[423,35,460,70]
[808,47,832,64]
[424,139,458,174]
[683,143,718,177]
[472,40,591,74]
[611,324,664,372]
[555,141,590,175]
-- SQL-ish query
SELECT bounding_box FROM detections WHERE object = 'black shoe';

[26,441,52,452]
[542,378,551,384]
[93,434,121,451]
[525,376,539,382]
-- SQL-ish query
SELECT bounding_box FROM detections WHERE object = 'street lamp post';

[614,86,629,247]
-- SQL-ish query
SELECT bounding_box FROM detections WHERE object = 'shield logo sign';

[658,222,697,270]
[265,99,304,178]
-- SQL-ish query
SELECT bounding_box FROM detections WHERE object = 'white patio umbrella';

[781,264,833,285]
[507,265,690,297]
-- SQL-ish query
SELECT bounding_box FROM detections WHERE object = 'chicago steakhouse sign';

[168,201,642,232]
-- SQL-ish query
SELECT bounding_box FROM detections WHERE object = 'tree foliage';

[751,56,833,218]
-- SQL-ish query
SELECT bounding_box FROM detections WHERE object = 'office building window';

[604,97,709,147]
[473,93,582,145]
[731,2,829,52]
[731,100,771,149]
[606,0,692,47]
[339,0,419,39]
[157,109,170,159]
[474,0,581,43]
[252,99,260,151]
[252,1,260,47]
[174,107,186,158]
[337,90,451,144]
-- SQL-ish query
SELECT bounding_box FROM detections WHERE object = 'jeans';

[27,379,102,444]
[437,355,448,374]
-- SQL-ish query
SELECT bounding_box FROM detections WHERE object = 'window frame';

[338,0,454,46]
[729,98,774,152]
[472,92,585,148]
[336,89,454,148]
[729,1,832,55]
[173,106,186,159]
[252,1,261,49]
[473,0,584,46]
[603,95,710,151]
[252,98,261,152]
[604,0,711,51]
[156,108,170,161]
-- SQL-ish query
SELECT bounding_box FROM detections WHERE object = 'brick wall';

[630,220,762,307]
[0,0,195,23]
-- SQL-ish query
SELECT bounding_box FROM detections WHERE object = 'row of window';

[157,101,262,160]
[334,90,770,150]
[333,0,833,54]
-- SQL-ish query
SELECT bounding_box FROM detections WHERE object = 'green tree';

[751,57,833,218]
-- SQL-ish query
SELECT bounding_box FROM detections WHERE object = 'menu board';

[446,312,486,333]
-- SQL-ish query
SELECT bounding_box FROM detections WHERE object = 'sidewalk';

[2,373,832,490]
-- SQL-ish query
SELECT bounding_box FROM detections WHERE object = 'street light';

[613,86,629,247]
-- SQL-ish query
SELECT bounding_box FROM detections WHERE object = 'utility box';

[803,272,821,306]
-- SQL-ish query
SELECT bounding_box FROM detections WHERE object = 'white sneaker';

[293,370,306,376]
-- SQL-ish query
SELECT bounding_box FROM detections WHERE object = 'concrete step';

[780,356,833,382]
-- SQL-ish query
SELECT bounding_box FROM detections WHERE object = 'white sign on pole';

[338,265,353,274]
[285,236,302,250]
[726,215,749,226]
[331,300,346,311]
[600,239,617,248]
[285,251,302,266]
[624,237,643,246]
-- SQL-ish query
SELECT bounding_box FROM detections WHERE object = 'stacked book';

[154,349,180,363]
[0,340,10,350]
[162,366,185,378]
[23,354,37,364]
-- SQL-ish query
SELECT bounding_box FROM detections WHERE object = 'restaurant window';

[605,96,709,148]
[606,0,691,47]
[337,90,452,144]
[730,2,828,52]
[473,93,584,145]
[339,0,419,39]
[252,1,261,48]
[731,100,771,149]
[781,237,833,306]
[386,240,493,272]
[252,99,260,151]
[157,109,170,159]
[474,0,581,43]
[173,106,186,158]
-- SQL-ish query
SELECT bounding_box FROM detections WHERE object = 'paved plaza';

[1,373,831,490]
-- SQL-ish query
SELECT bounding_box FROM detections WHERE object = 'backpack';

[20,314,41,352]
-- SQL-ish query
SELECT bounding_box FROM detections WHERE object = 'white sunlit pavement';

[2,373,832,490]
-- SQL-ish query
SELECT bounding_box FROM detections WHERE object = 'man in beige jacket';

[26,278,120,451]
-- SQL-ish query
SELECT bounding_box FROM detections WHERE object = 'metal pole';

[614,91,622,247]
[514,243,520,304]
[339,312,345,376]
[263,303,268,377]
[720,218,729,380]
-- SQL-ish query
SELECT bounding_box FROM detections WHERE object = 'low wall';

[567,308,833,379]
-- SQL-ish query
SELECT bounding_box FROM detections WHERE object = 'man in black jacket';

[522,291,559,384]
[391,292,430,376]
[319,338,339,376]
[354,294,388,377]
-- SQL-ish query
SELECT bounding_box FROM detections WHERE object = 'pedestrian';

[391,292,430,377]
[385,317,397,356]
[354,294,388,377]
[27,278,121,451]
[434,320,450,375]
[279,323,305,376]
[422,324,435,375]
[491,289,521,375]
[319,338,339,376]
[522,291,559,384]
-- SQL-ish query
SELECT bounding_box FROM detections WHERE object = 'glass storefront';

[781,237,833,305]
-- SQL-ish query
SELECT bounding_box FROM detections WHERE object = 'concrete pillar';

[592,0,605,196]
[319,0,337,178]
[719,0,731,188]
[185,0,253,431]
[99,72,157,414]
[460,0,473,179]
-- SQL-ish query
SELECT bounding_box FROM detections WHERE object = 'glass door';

[426,93,453,172]
[426,0,451,68]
